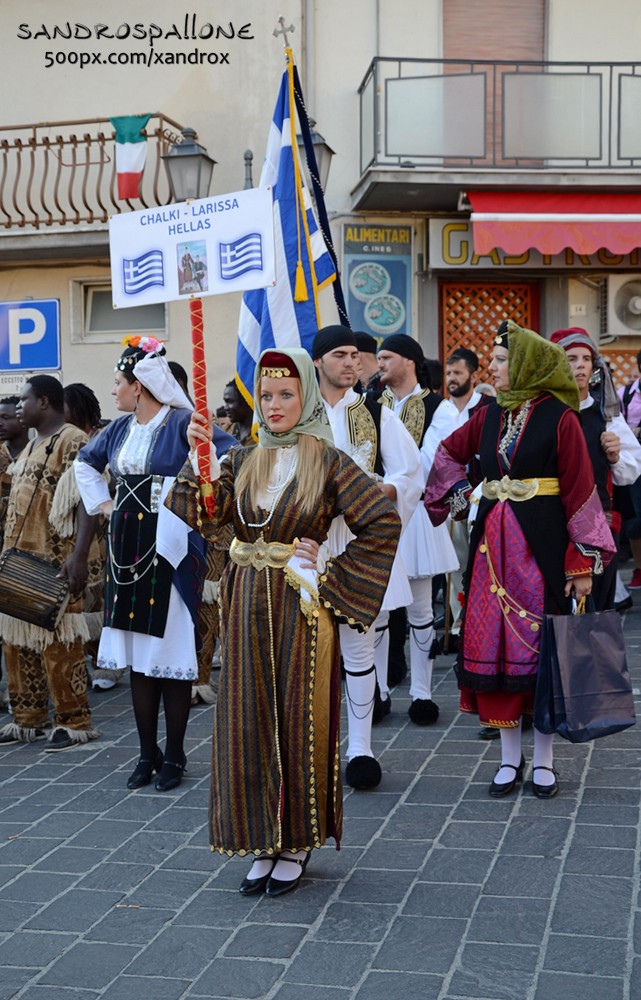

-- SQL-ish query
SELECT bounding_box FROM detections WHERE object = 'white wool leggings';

[373,609,391,698]
[407,577,435,701]
[340,623,376,760]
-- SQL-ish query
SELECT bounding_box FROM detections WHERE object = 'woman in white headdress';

[74,336,234,792]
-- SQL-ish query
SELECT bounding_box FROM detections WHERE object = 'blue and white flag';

[122,249,164,295]
[219,233,263,281]
[235,49,337,404]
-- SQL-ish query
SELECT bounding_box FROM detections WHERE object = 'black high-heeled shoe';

[155,753,187,792]
[265,852,311,897]
[127,748,164,789]
[488,754,526,798]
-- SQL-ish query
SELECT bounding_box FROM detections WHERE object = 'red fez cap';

[259,351,300,379]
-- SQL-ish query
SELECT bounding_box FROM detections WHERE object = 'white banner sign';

[109,186,275,308]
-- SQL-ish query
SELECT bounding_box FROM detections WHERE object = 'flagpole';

[292,63,350,327]
[234,24,341,407]
[272,17,350,327]
[189,295,216,517]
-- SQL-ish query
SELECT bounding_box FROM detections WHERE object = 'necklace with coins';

[498,399,532,468]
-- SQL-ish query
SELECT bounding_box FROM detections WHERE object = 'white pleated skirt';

[96,583,198,681]
[400,506,459,579]
[326,516,413,613]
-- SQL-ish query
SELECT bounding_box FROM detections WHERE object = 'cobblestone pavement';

[1,598,640,1000]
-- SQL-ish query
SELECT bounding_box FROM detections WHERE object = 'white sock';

[344,668,375,760]
[247,855,275,880]
[494,723,522,784]
[615,572,630,603]
[271,849,308,882]
[409,622,435,700]
[533,728,555,786]
[407,578,436,701]
[373,614,390,699]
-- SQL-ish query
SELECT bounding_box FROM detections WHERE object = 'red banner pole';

[189,296,216,517]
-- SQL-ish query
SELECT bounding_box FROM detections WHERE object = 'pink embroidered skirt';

[461,502,544,727]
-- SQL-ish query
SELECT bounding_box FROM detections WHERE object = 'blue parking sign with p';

[0,300,61,371]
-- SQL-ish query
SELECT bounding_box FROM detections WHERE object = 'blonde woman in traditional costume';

[425,322,615,800]
[169,347,400,896]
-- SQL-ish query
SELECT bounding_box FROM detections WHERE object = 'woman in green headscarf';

[167,347,400,896]
[425,321,615,801]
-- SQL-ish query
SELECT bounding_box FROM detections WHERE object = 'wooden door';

[440,281,540,376]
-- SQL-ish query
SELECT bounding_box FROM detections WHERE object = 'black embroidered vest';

[380,387,442,447]
[344,394,384,477]
[471,394,577,612]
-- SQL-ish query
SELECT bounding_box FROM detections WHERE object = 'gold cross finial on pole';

[273,16,295,48]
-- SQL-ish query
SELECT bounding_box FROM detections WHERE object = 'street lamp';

[296,119,335,194]
[243,149,254,190]
[162,127,216,202]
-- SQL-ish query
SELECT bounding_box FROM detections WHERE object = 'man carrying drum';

[0,376,100,751]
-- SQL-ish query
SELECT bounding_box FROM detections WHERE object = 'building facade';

[1,0,640,415]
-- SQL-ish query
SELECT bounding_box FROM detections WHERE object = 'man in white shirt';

[446,348,484,430]
[377,334,459,725]
[313,326,423,789]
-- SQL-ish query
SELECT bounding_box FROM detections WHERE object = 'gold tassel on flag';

[294,259,308,301]
[286,47,309,304]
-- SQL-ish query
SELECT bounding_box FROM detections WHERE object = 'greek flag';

[235,49,336,404]
[122,249,164,295]
[220,233,263,281]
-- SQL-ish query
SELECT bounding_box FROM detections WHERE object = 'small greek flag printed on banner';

[219,233,263,281]
[122,249,165,295]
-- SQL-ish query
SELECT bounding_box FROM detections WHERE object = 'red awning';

[467,191,641,256]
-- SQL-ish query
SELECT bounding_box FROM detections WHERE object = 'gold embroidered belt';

[229,536,296,571]
[481,476,560,502]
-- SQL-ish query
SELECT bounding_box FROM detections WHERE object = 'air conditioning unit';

[607,275,641,336]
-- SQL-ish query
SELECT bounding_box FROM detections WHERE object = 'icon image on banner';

[365,293,406,335]
[177,240,208,296]
[219,233,264,281]
[348,262,391,303]
[122,250,165,296]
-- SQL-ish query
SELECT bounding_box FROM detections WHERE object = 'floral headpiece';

[116,335,166,373]
[120,335,164,352]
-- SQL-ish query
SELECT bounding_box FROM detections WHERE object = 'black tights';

[130,672,191,763]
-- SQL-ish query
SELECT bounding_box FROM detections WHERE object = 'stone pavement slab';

[1,595,641,999]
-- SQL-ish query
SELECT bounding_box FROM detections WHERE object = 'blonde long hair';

[235,434,329,516]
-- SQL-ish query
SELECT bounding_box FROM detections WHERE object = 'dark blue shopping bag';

[534,609,636,743]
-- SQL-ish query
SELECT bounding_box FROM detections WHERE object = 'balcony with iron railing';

[353,58,641,212]
[0,113,186,258]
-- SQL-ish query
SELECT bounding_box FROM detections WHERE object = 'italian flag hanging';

[110,114,152,200]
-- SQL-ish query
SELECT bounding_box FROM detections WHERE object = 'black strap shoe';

[155,754,187,792]
[265,853,310,897]
[239,856,277,895]
[488,755,526,798]
[127,748,163,789]
[532,765,559,799]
